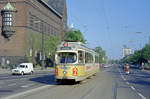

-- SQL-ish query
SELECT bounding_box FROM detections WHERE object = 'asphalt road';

[1,65,150,99]
[118,65,150,99]
[0,70,56,99]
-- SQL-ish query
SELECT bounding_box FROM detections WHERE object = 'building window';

[29,15,34,28]
[2,13,13,26]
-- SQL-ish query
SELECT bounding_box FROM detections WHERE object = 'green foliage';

[25,32,42,62]
[25,31,61,66]
[142,44,150,61]
[122,44,150,65]
[65,30,86,43]
[44,36,61,60]
[94,46,106,63]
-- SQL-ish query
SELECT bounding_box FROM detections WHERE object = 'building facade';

[122,45,132,58]
[0,0,67,67]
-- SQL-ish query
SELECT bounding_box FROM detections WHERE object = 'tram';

[55,42,99,82]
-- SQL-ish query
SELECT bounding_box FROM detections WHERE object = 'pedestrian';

[125,64,130,74]
[141,62,144,70]
[9,64,13,70]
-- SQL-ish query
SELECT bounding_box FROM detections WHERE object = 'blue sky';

[66,0,150,59]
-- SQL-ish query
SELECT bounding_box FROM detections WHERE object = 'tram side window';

[89,53,93,63]
[85,52,93,63]
[78,51,84,64]
[95,56,99,63]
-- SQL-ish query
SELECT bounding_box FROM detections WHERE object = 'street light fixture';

[136,32,142,34]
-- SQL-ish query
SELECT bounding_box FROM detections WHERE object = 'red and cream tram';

[55,42,99,82]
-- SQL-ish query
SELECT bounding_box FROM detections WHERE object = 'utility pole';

[41,25,44,70]
[34,20,45,69]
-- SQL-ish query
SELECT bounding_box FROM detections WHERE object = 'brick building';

[0,0,67,67]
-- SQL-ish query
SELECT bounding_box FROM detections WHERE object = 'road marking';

[118,68,147,99]
[126,82,129,85]
[121,75,126,80]
[138,93,146,99]
[1,77,9,79]
[113,77,118,99]
[8,83,16,87]
[118,69,126,81]
[3,85,54,99]
[130,86,135,91]
[21,84,35,88]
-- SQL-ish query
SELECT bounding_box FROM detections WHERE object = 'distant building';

[0,0,67,66]
[122,45,132,57]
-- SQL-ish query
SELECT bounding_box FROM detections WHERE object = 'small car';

[12,63,34,75]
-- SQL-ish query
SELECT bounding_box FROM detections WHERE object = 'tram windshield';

[56,52,77,64]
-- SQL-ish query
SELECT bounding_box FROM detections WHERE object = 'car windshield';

[56,52,77,64]
[18,65,25,68]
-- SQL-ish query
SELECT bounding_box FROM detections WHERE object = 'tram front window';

[57,52,77,64]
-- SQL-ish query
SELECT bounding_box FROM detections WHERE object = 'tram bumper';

[56,76,86,82]
[56,76,80,82]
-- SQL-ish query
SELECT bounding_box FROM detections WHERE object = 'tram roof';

[57,42,97,54]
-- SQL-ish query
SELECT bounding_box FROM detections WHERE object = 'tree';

[142,44,150,63]
[94,46,106,63]
[121,44,150,65]
[65,30,86,43]
[44,36,61,67]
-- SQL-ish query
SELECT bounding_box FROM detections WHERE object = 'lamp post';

[34,20,45,69]
[41,25,44,70]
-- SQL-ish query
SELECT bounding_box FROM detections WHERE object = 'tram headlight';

[63,71,67,74]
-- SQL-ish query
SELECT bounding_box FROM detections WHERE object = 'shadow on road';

[0,90,13,93]
[29,74,57,85]
[129,79,150,86]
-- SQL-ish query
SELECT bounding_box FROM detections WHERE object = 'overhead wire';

[101,0,113,59]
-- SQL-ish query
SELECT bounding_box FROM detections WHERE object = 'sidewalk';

[0,67,55,75]
[0,68,11,74]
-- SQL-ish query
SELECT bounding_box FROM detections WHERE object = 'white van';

[12,63,34,75]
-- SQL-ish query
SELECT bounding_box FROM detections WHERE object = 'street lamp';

[136,32,142,34]
[34,20,45,70]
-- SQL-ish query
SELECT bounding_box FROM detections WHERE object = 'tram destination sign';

[61,47,72,50]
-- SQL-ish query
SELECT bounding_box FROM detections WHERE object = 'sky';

[66,0,150,60]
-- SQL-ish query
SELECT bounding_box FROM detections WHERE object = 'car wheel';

[31,71,34,74]
[21,71,24,76]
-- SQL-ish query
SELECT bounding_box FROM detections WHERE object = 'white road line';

[130,86,135,91]
[1,77,9,79]
[121,75,126,80]
[8,83,16,87]
[126,82,129,85]
[3,85,54,99]
[118,68,126,81]
[138,93,146,99]
[118,68,147,99]
[21,84,35,88]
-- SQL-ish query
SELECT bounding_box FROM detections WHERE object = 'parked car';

[12,63,34,75]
